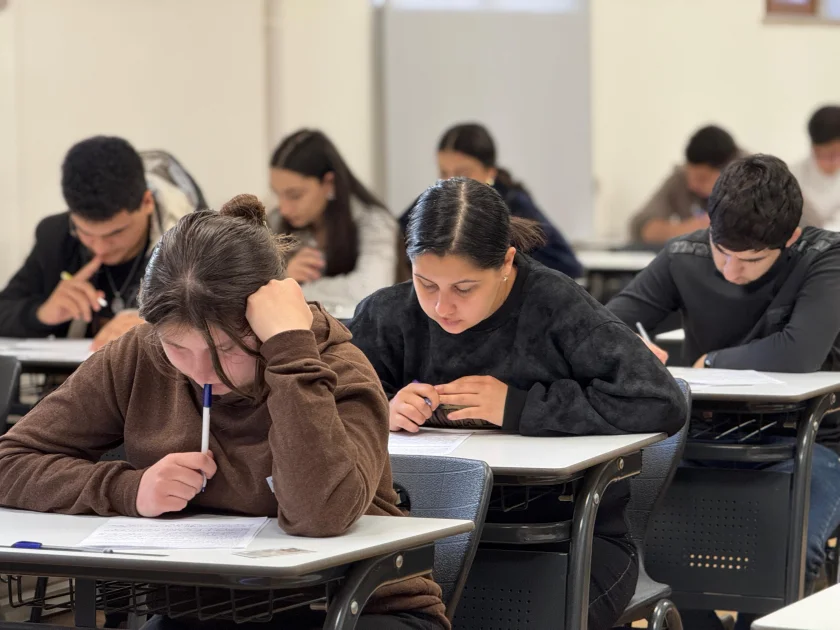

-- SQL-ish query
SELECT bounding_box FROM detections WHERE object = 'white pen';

[636,322,652,344]
[201,384,212,492]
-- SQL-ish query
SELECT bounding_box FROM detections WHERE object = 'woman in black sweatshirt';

[350,177,686,630]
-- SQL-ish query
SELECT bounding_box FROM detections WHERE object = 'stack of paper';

[78,516,269,550]
[388,431,471,456]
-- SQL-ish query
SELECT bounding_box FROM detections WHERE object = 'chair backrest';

[625,378,691,558]
[140,149,208,211]
[390,455,493,620]
[0,356,22,435]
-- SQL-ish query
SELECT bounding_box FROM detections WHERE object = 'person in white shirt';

[791,106,840,230]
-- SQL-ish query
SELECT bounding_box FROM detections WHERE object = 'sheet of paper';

[78,516,269,550]
[669,368,785,387]
[388,431,471,456]
[0,338,92,363]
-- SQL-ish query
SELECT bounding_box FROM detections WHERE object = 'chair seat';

[615,565,672,625]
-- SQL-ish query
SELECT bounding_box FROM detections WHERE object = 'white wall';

[1,0,267,286]
[267,0,375,188]
[591,0,840,240]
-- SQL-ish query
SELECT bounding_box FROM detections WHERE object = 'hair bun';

[219,194,267,226]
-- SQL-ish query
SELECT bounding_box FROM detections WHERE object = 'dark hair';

[61,136,147,221]
[406,177,545,269]
[807,105,840,145]
[685,125,739,169]
[138,194,295,402]
[437,122,526,193]
[707,155,802,252]
[269,129,386,276]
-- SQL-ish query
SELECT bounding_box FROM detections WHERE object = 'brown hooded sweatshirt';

[0,305,448,626]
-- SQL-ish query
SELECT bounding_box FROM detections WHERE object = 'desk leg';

[566,454,641,630]
[323,544,435,630]
[74,579,97,628]
[785,392,835,604]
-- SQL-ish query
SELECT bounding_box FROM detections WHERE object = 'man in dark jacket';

[0,136,196,348]
[609,154,840,630]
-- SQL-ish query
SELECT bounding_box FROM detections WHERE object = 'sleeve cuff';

[105,468,146,517]
[260,329,320,364]
[502,386,529,433]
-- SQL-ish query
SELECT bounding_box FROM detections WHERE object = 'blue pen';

[200,384,212,492]
[9,541,166,557]
[411,379,433,408]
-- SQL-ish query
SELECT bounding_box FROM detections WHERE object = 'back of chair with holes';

[0,356,22,436]
[390,455,492,620]
[626,378,691,561]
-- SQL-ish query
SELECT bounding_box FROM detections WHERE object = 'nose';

[188,356,219,386]
[722,257,743,282]
[435,293,455,317]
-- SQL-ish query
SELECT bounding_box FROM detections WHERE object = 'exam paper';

[669,368,785,388]
[78,516,269,550]
[388,431,471,456]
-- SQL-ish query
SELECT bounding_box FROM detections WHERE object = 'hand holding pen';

[387,380,440,433]
[134,388,216,523]
[36,257,106,326]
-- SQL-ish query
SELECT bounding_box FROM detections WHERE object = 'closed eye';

[454,286,473,295]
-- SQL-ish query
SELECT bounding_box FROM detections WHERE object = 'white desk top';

[391,431,665,476]
[752,583,840,630]
[656,329,685,342]
[0,337,92,367]
[577,250,656,273]
[669,367,840,403]
[0,509,472,578]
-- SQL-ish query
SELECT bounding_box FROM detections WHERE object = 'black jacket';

[607,227,840,372]
[350,253,686,538]
[398,181,583,278]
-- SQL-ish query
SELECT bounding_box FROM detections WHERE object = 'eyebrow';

[73,223,132,238]
[414,274,480,285]
[714,244,767,262]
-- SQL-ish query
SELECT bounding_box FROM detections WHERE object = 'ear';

[140,190,155,216]
[321,171,336,199]
[502,246,516,275]
[786,226,802,248]
[486,167,499,186]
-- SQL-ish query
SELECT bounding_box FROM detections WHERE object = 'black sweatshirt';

[349,253,686,537]
[0,213,149,339]
[607,227,840,372]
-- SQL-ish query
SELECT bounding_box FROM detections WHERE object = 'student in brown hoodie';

[0,194,448,630]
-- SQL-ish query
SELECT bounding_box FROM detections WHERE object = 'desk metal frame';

[485,451,643,630]
[0,544,435,630]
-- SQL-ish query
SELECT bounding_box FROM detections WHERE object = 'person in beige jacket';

[630,125,822,246]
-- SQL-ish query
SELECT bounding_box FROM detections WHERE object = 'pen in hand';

[635,322,652,345]
[60,271,108,308]
[201,384,212,492]
[411,379,433,408]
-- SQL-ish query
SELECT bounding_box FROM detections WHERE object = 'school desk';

[390,431,665,629]
[576,250,656,302]
[752,582,840,630]
[645,368,840,617]
[0,337,91,372]
[0,509,472,630]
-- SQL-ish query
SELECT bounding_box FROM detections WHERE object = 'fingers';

[446,407,482,421]
[396,400,429,425]
[438,393,478,407]
[435,378,483,395]
[297,248,326,269]
[167,452,217,479]
[75,256,103,281]
[390,413,421,433]
[407,383,440,407]
[57,288,93,322]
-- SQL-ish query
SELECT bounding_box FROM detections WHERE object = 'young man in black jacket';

[608,154,840,630]
[0,136,195,348]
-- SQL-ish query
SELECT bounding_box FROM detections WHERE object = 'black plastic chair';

[390,455,493,620]
[0,356,21,436]
[615,378,691,630]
